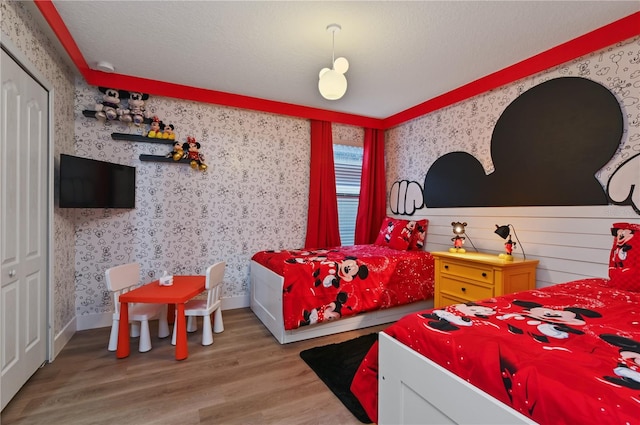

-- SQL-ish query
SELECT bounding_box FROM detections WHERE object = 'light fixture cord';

[331,29,336,68]
[465,233,478,252]
[510,225,526,260]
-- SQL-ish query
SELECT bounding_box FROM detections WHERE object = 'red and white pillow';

[374,217,429,251]
[408,219,429,250]
[608,222,640,292]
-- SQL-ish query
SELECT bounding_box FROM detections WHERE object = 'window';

[334,143,363,245]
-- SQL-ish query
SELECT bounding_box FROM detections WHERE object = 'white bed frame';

[378,332,537,425]
[250,260,433,344]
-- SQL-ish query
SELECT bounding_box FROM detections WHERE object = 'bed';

[250,216,435,344]
[352,222,640,424]
[250,244,435,344]
[351,275,640,424]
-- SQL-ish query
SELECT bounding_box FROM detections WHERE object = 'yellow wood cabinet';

[432,251,538,308]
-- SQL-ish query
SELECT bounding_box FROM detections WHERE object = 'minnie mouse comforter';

[251,245,435,331]
[351,278,640,424]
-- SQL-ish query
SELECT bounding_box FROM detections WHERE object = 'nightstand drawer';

[439,292,471,307]
[440,261,494,284]
[433,251,538,308]
[439,277,494,300]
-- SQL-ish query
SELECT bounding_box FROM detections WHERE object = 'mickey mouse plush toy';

[166,141,185,161]
[126,91,150,126]
[95,87,128,121]
[162,124,175,140]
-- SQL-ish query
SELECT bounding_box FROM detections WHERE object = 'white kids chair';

[105,262,170,352]
[172,261,225,346]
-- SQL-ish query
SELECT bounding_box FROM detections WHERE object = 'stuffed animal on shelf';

[126,91,150,126]
[166,141,185,161]
[94,87,128,121]
[147,116,164,138]
[162,124,175,140]
[183,136,207,171]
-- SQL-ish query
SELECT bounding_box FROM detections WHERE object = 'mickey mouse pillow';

[374,217,416,251]
[408,219,429,250]
[609,222,640,292]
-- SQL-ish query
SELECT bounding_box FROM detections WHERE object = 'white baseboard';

[222,294,250,310]
[51,316,76,361]
[76,312,112,331]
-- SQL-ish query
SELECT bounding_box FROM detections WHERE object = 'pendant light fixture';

[318,24,349,100]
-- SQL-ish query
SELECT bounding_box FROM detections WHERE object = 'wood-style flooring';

[1,308,386,425]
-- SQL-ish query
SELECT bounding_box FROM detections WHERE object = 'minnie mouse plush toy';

[183,136,207,171]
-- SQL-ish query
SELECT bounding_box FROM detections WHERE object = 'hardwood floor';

[1,308,386,425]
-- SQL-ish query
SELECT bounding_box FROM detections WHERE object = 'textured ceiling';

[47,1,640,119]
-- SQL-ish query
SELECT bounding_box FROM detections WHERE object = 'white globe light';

[318,67,331,79]
[333,57,349,74]
[318,69,347,100]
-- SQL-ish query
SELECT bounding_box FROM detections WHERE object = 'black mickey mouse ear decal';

[424,77,623,209]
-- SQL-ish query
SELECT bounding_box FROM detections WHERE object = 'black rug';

[300,333,377,423]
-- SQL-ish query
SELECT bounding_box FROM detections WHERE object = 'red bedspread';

[251,245,435,331]
[351,278,640,424]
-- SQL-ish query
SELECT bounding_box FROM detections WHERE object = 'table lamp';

[495,224,526,260]
[449,221,478,253]
[449,222,467,253]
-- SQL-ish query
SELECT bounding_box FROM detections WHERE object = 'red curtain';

[354,128,387,244]
[305,120,341,249]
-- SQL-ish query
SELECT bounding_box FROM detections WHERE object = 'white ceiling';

[46,1,640,119]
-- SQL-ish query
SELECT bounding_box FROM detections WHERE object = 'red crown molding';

[34,1,639,130]
[33,0,90,76]
[86,71,385,129]
[383,11,640,129]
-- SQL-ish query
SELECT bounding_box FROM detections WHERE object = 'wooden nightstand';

[432,251,538,308]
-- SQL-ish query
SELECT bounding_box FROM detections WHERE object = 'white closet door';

[1,48,48,411]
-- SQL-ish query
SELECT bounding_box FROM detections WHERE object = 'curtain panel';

[305,120,341,248]
[354,128,386,244]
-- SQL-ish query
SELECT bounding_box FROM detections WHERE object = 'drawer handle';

[444,265,449,269]
[481,272,487,277]
[461,287,466,292]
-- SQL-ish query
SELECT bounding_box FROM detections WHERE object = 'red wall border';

[383,11,640,129]
[34,1,640,130]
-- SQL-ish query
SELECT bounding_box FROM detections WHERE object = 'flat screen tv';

[59,154,136,208]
